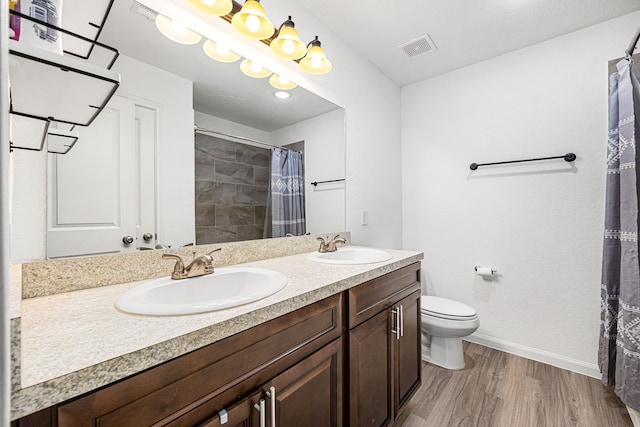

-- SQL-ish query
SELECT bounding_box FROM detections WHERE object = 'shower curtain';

[270,148,305,237]
[599,58,640,413]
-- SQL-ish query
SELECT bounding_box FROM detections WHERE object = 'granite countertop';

[12,248,423,419]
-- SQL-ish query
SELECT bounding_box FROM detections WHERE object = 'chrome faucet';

[162,248,222,280]
[316,235,347,253]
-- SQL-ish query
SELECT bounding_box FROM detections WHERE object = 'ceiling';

[298,0,640,86]
[98,1,640,131]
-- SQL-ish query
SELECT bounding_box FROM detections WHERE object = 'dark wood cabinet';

[177,338,342,427]
[197,391,262,427]
[56,293,343,427]
[266,338,342,427]
[14,262,421,427]
[393,289,422,415]
[347,263,422,426]
[349,308,393,427]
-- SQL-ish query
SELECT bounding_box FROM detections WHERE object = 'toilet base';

[422,336,466,370]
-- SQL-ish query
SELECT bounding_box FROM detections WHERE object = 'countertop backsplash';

[19,232,351,299]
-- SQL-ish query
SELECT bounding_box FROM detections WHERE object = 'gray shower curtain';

[599,58,640,412]
[270,148,305,237]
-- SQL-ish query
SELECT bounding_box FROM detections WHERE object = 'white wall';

[240,0,403,249]
[194,111,271,145]
[401,11,640,376]
[270,109,346,235]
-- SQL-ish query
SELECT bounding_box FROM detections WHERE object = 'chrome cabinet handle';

[218,408,228,424]
[391,307,401,340]
[399,304,404,338]
[265,386,276,427]
[142,232,153,242]
[254,399,266,427]
[122,235,134,245]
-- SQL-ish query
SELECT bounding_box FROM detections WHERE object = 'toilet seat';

[421,296,477,321]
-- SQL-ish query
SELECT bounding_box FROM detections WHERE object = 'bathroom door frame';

[1,0,12,424]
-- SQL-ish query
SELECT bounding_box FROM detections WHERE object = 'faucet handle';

[162,251,187,279]
[162,251,182,261]
[316,237,328,253]
[202,248,222,273]
[326,235,346,252]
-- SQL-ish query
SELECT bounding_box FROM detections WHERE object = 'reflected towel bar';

[469,153,576,171]
[311,179,345,187]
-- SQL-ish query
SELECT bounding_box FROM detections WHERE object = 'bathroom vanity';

[10,244,422,426]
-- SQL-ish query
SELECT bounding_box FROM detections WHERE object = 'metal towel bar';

[469,153,576,171]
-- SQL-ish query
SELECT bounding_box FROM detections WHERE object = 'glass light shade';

[231,1,275,40]
[155,14,202,45]
[269,74,297,90]
[203,39,241,62]
[188,0,233,16]
[270,22,306,59]
[240,58,272,78]
[300,44,332,74]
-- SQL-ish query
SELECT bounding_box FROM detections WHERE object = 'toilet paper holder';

[474,266,496,275]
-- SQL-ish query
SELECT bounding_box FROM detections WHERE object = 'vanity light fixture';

[155,14,202,44]
[240,58,272,78]
[269,73,297,90]
[274,91,291,99]
[299,36,332,74]
[203,39,241,62]
[188,0,233,16]
[231,0,275,40]
[270,16,306,60]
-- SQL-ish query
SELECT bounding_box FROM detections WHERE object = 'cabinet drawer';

[58,293,343,426]
[348,263,420,329]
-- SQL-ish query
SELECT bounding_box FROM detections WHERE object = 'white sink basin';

[307,246,392,265]
[115,267,288,316]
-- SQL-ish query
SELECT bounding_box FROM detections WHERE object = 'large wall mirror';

[9,0,346,260]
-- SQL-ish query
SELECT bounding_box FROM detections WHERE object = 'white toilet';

[421,295,479,370]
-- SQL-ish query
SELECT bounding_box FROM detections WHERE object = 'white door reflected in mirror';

[47,96,157,258]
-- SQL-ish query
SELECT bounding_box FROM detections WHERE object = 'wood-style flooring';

[396,342,632,427]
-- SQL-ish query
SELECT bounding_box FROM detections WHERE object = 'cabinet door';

[393,289,422,416]
[349,309,393,427]
[196,391,261,427]
[268,339,342,427]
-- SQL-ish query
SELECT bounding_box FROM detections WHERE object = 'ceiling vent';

[399,34,437,58]
[131,1,158,20]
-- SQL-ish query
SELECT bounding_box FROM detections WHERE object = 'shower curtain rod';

[194,126,300,153]
[626,25,640,58]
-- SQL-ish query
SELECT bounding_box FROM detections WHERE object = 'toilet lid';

[421,296,477,318]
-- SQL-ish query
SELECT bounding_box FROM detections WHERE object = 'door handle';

[122,235,134,245]
[142,232,153,242]
[399,304,404,338]
[254,399,266,427]
[265,386,276,427]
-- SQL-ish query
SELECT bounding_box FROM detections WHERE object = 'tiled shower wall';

[195,134,270,244]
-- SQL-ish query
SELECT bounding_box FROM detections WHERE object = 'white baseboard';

[464,333,601,379]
